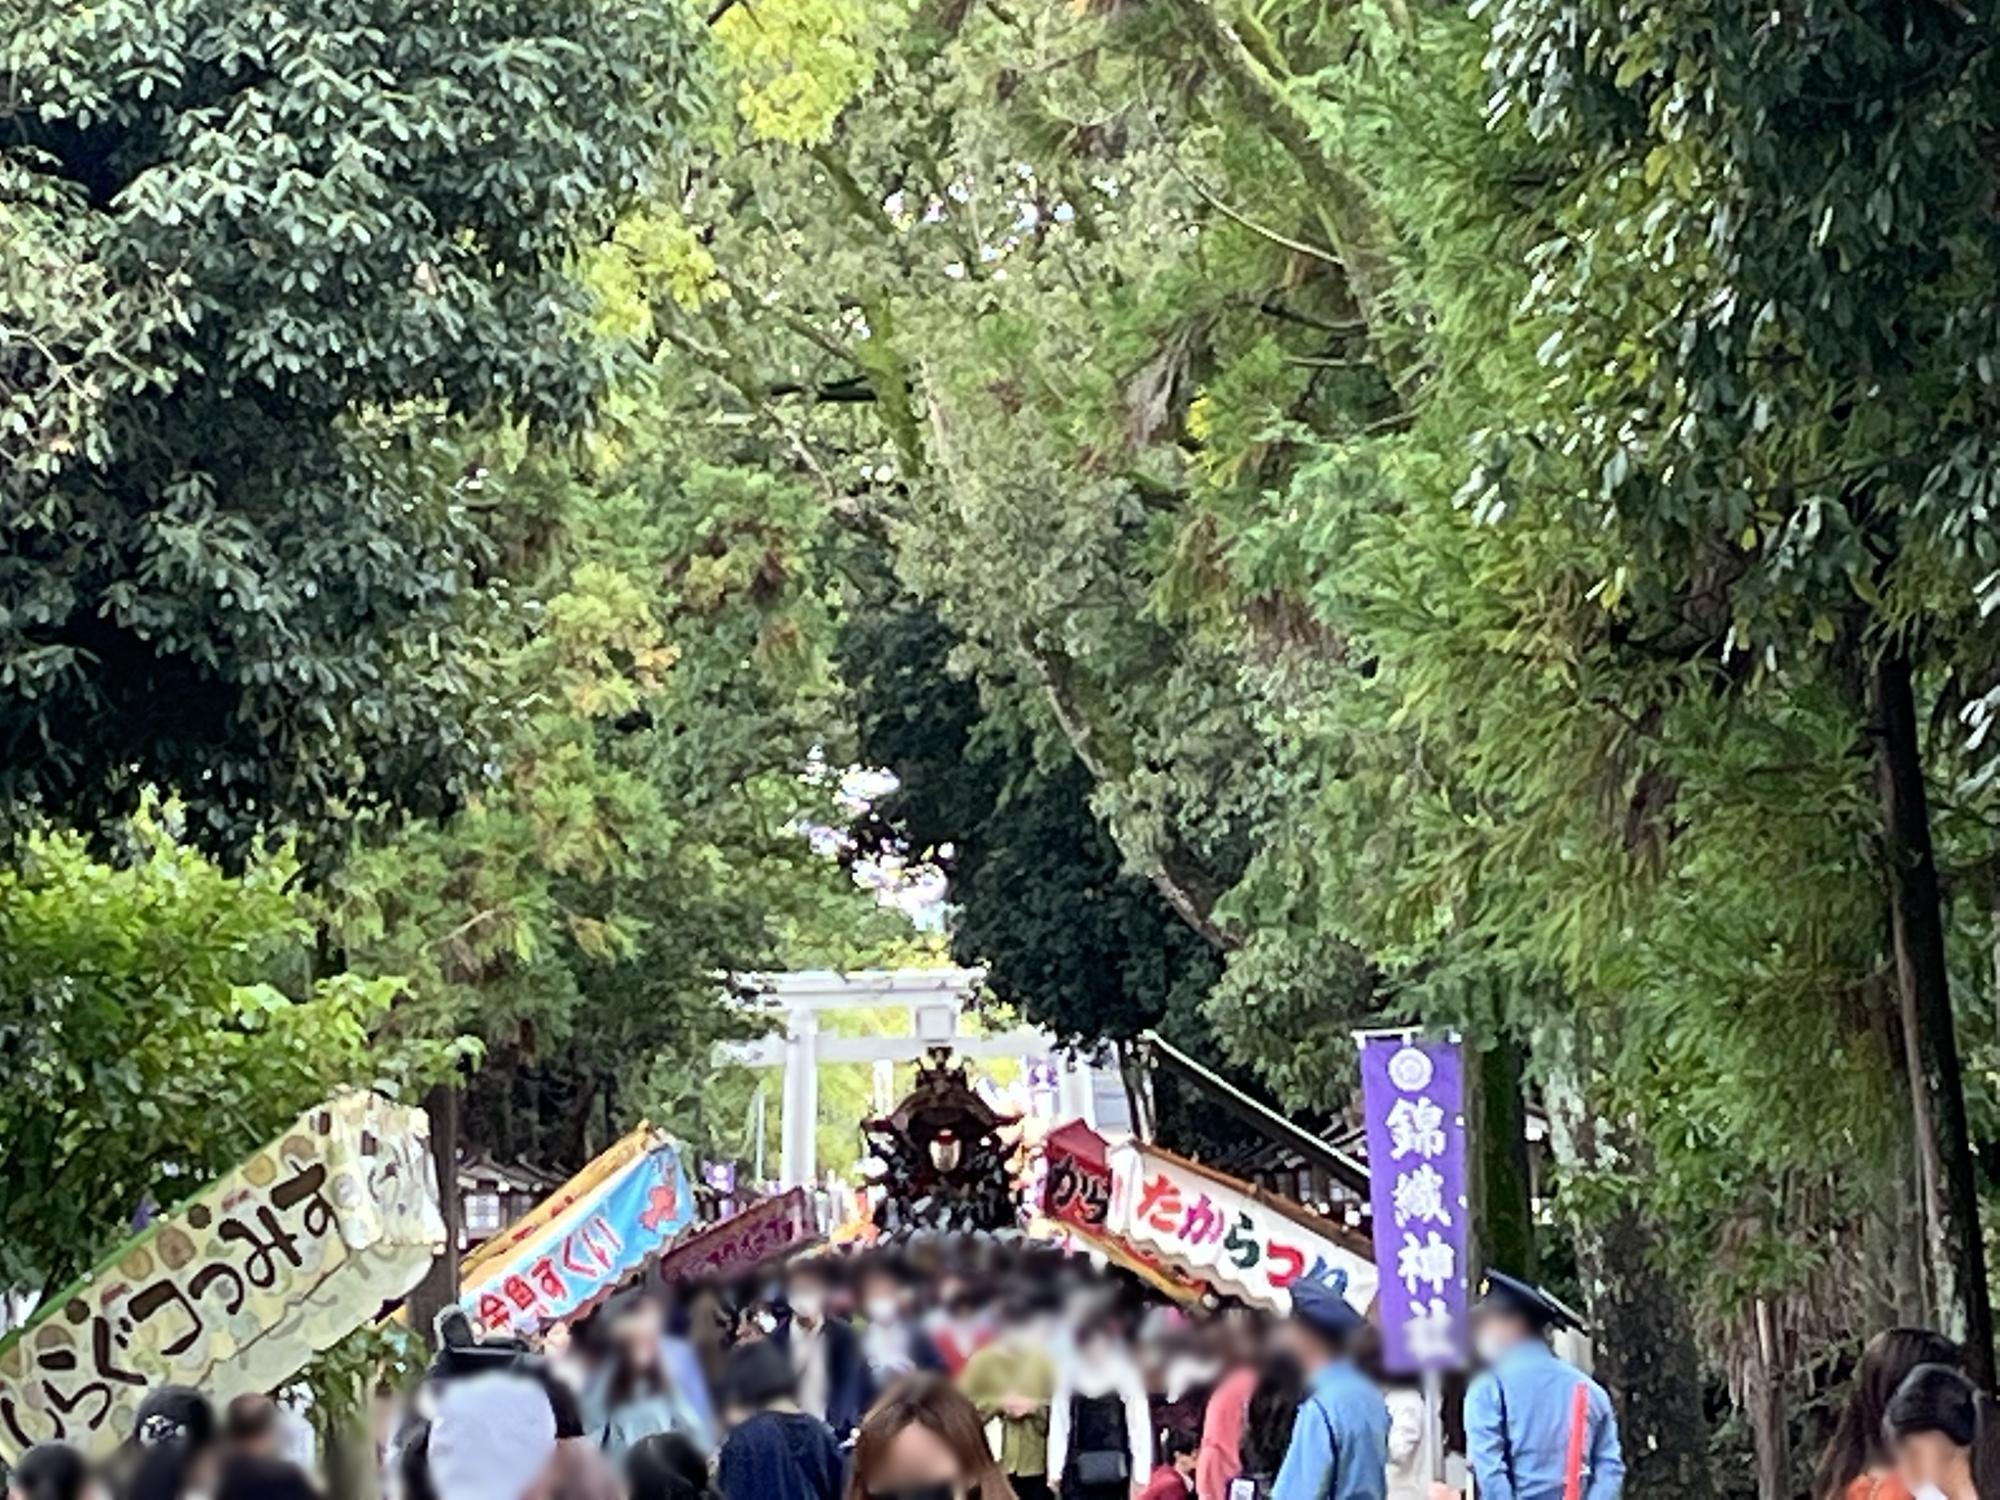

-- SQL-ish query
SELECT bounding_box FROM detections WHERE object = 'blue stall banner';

[463,1143,694,1335]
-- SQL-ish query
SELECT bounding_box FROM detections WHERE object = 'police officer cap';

[1289,1279,1365,1340]
[1477,1270,1589,1333]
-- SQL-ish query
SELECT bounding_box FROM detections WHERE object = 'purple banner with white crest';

[1359,1033,1470,1373]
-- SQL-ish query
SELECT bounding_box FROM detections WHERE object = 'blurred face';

[788,1276,828,1323]
[615,1305,665,1366]
[863,1421,972,1500]
[1892,1432,1965,1496]
[1471,1307,1530,1366]
[1276,1320,1330,1371]
[863,1274,904,1325]
[237,1422,283,1460]
[1078,1322,1121,1363]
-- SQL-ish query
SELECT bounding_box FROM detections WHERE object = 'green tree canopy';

[0,0,705,853]
[0,802,448,1298]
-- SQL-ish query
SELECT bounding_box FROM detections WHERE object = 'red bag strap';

[1560,1382,1591,1500]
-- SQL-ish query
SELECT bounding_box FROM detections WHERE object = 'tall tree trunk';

[1472,1031,1537,1281]
[1543,1023,1716,1500]
[1580,1199,1715,1500]
[562,1061,600,1173]
[1873,646,1994,1387]
[1857,966,1931,1331]
[1745,1298,1791,1500]
[405,1080,462,1347]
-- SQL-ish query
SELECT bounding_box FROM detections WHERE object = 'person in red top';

[1196,1366,1258,1500]
[1812,1328,1967,1500]
[1193,1311,1265,1500]
[1142,1430,1201,1500]
[930,1283,995,1376]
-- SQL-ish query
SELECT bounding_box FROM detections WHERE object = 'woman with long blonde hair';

[847,1374,1019,1500]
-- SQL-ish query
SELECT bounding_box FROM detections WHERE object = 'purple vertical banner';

[1359,1033,1470,1373]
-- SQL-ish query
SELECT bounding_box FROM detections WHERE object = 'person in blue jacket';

[1269,1281,1389,1500]
[1464,1272,1624,1500]
[714,1340,845,1500]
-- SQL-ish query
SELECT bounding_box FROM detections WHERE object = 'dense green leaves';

[14,0,2000,1474]
[0,802,448,1297]
[617,0,2000,1474]
[0,0,706,854]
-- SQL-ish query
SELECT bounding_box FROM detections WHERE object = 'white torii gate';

[715,968,1104,1187]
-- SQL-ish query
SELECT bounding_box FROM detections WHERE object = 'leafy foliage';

[0,802,448,1297]
[0,0,706,854]
[16,0,2000,1475]
[616,0,2000,1475]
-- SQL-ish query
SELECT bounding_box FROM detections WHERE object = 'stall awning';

[460,1128,694,1337]
[1039,1118,1377,1315]
[1139,1030,1370,1196]
[656,1188,819,1285]
[0,1093,444,1463]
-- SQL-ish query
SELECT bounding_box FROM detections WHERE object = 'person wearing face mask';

[933,1286,997,1378]
[583,1291,715,1460]
[1884,1364,1983,1500]
[775,1259,869,1442]
[1463,1273,1622,1500]
[861,1260,944,1386]
[739,1298,783,1344]
[847,1372,1018,1500]
[1049,1311,1153,1500]
[960,1292,1058,1500]
[1268,1283,1387,1500]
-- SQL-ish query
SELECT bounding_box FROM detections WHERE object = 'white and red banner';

[1106,1140,1377,1314]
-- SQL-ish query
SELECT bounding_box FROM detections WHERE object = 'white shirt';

[1048,1346,1152,1488]
[1385,1387,1427,1500]
[791,1319,830,1422]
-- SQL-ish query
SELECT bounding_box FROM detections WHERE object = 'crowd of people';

[4,1237,1994,1500]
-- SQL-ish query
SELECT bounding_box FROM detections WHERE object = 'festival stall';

[1034,1120,1205,1305]
[655,1188,819,1286]
[459,1125,656,1288]
[0,1092,444,1463]
[1108,1139,1378,1313]
[1039,1120,1377,1315]
[459,1127,694,1338]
